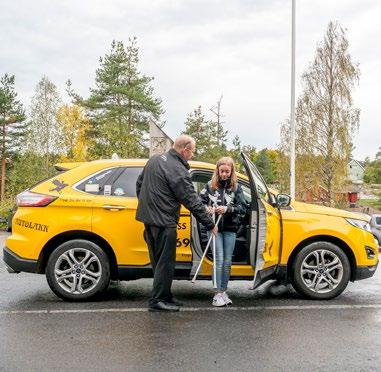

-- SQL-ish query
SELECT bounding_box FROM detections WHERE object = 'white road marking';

[2,303,381,315]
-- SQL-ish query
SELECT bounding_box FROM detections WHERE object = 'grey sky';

[1,0,379,160]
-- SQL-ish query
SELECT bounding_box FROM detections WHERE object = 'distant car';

[370,214,381,247]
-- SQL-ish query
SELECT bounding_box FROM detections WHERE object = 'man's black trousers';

[144,225,177,306]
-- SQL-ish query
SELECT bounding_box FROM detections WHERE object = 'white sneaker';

[221,292,232,305]
[212,293,226,307]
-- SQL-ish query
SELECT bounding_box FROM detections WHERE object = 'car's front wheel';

[46,240,110,301]
[292,242,351,300]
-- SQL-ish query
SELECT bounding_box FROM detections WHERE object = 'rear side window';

[376,217,381,225]
[110,167,143,197]
[76,168,120,195]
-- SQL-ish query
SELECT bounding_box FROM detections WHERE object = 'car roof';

[55,158,250,181]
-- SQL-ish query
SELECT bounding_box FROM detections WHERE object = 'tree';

[0,74,26,200]
[70,38,163,158]
[376,147,381,160]
[279,22,360,205]
[210,96,228,147]
[230,134,243,170]
[242,145,257,164]
[182,105,229,163]
[7,152,58,198]
[364,149,381,184]
[254,148,277,184]
[202,142,229,165]
[364,161,381,184]
[183,106,212,159]
[57,104,91,161]
[28,76,62,175]
[266,149,280,184]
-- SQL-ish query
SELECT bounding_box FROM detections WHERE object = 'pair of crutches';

[192,193,232,287]
[191,212,222,288]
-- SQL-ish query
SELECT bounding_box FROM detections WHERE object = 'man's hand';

[211,226,218,236]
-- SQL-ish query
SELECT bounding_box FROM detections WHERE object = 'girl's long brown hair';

[211,156,237,190]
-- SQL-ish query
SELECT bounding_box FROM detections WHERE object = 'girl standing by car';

[200,157,246,306]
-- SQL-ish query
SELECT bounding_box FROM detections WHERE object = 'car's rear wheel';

[292,242,351,300]
[46,240,110,301]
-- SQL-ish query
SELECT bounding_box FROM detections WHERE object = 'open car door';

[241,152,280,289]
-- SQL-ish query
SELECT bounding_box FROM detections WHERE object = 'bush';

[0,198,16,230]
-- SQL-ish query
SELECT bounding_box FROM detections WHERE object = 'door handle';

[267,211,273,216]
[102,205,126,211]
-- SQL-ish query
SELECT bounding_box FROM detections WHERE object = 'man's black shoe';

[149,301,180,312]
[166,298,183,307]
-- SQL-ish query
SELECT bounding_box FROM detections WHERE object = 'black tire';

[292,241,351,300]
[46,239,110,301]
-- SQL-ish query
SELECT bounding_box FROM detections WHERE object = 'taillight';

[16,191,57,207]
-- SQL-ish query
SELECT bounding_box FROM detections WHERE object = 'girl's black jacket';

[199,180,247,233]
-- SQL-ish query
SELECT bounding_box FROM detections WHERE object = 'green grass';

[358,198,381,209]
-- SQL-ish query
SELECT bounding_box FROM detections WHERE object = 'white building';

[347,159,365,185]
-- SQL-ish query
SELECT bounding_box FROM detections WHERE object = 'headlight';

[345,218,372,232]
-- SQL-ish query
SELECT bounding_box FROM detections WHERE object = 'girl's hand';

[207,206,215,215]
[215,206,227,215]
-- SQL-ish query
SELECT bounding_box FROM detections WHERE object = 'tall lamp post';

[290,0,296,199]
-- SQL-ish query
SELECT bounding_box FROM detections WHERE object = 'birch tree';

[279,22,360,205]
[28,76,62,173]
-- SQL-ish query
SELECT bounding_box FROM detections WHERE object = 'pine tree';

[230,134,243,170]
[0,74,26,200]
[71,38,163,158]
[182,104,230,164]
[183,106,211,159]
[255,149,274,184]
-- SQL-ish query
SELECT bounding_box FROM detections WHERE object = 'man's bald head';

[173,135,195,151]
[173,135,196,160]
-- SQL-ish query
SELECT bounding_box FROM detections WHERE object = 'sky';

[1,0,380,160]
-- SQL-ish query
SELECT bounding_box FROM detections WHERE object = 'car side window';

[191,172,213,193]
[110,167,143,197]
[76,168,120,195]
[239,182,252,203]
[192,171,252,204]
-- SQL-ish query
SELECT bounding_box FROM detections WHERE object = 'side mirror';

[276,194,291,208]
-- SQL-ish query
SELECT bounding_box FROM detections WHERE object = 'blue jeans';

[208,231,236,291]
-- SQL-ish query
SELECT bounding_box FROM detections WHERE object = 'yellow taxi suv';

[3,153,378,301]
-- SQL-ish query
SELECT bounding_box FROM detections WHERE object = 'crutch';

[191,213,222,284]
[211,210,217,289]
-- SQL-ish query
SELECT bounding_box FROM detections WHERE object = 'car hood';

[291,201,369,221]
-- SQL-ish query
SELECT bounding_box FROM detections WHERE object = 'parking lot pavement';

[2,231,381,371]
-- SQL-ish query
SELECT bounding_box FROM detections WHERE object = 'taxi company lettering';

[15,218,49,232]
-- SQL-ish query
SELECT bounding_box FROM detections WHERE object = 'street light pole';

[290,0,296,199]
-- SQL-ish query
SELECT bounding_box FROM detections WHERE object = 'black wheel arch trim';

[286,235,357,282]
[38,230,118,279]
[352,263,378,281]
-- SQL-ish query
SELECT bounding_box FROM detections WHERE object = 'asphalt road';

[1,231,381,372]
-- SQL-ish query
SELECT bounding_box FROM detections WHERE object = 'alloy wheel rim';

[300,249,343,293]
[54,248,102,294]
